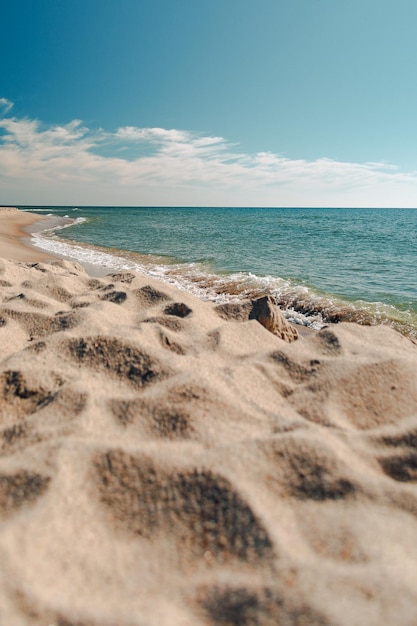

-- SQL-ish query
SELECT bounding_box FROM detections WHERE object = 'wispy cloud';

[0,98,13,114]
[1,108,417,207]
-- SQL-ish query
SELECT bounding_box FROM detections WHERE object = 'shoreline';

[0,207,315,336]
[3,207,417,340]
[0,207,114,277]
[0,207,59,262]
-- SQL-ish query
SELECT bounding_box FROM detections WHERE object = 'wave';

[34,216,87,234]
[30,220,417,340]
[21,208,56,212]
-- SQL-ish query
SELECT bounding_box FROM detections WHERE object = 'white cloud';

[0,98,13,114]
[115,127,191,144]
[1,111,417,207]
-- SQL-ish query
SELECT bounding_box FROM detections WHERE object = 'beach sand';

[0,208,57,263]
[1,208,417,625]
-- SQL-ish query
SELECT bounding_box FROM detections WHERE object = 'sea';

[20,206,417,340]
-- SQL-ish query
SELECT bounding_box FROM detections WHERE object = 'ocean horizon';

[19,205,417,340]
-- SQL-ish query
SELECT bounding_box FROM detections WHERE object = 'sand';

[1,209,417,625]
[0,208,56,263]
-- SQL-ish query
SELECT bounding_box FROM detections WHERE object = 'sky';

[1,0,417,207]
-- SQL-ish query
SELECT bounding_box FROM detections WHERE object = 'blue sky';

[1,0,417,207]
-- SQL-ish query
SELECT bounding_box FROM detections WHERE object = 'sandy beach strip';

[0,207,58,262]
[1,208,417,625]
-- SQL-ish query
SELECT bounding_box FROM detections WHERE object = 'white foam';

[32,233,128,268]
[37,217,87,234]
[21,208,54,212]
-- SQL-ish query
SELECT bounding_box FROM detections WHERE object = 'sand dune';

[0,255,417,625]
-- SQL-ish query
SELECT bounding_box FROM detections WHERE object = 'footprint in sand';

[65,336,171,388]
[0,470,50,516]
[94,449,273,564]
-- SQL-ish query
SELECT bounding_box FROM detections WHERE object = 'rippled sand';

[0,253,417,625]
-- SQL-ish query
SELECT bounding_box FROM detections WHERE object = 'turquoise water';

[21,206,417,336]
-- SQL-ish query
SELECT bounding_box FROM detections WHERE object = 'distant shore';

[0,207,110,276]
[0,206,57,262]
